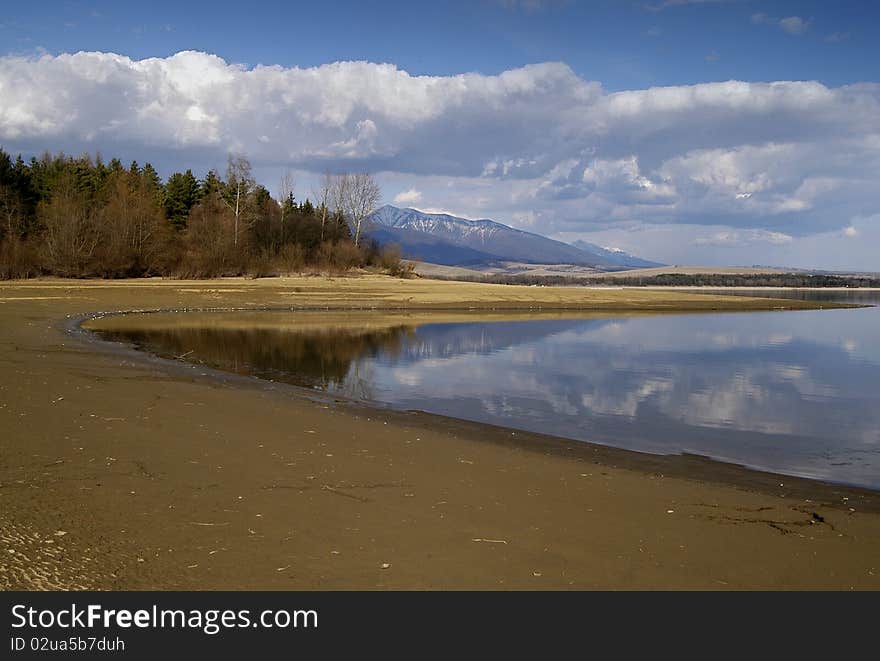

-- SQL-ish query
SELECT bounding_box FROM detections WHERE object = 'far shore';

[1,275,878,590]
[582,285,880,292]
[0,274,859,311]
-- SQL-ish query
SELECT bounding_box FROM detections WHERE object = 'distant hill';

[571,240,664,269]
[366,205,613,267]
[367,225,500,266]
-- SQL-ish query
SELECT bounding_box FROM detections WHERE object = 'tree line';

[431,272,880,288]
[0,149,410,279]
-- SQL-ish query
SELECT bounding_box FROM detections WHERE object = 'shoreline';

[597,285,880,292]
[2,276,879,589]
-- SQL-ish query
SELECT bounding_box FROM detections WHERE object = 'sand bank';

[1,276,877,589]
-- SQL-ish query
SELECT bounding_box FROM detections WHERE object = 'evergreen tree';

[164,170,201,229]
[201,169,224,198]
[140,162,164,207]
[93,154,108,193]
[141,162,162,191]
[12,155,38,231]
[73,155,100,200]
[252,185,272,207]
[282,192,296,220]
[0,148,13,184]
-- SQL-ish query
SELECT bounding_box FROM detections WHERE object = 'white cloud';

[692,229,793,247]
[493,0,568,11]
[0,51,603,176]
[1,50,879,268]
[557,214,880,271]
[393,187,422,206]
[753,13,810,36]
[825,32,850,43]
[779,16,810,36]
[646,0,733,12]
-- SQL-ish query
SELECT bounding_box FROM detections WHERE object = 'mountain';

[366,205,613,267]
[570,240,664,269]
[367,226,501,266]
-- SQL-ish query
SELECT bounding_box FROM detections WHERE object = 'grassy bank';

[0,274,856,312]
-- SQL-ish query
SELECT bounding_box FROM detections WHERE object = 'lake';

[90,289,880,489]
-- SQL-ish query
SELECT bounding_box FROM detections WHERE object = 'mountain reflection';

[94,293,880,488]
[96,317,604,393]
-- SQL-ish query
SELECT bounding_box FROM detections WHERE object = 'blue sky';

[5,1,878,88]
[1,1,879,269]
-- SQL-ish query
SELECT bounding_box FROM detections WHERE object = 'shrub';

[0,237,40,279]
[278,243,306,274]
[377,244,415,278]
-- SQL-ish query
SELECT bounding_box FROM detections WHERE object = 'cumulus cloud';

[0,51,603,177]
[1,50,879,267]
[393,188,422,206]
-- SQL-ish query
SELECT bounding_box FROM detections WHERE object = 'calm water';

[93,290,880,489]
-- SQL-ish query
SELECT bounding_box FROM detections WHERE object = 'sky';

[1,0,879,269]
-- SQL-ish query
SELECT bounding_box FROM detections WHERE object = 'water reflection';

[97,324,416,390]
[93,291,880,488]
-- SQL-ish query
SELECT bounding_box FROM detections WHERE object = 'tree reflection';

[98,324,414,390]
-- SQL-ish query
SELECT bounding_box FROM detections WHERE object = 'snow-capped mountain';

[366,205,614,267]
[571,240,664,269]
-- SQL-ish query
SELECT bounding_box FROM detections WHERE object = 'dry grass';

[1,274,846,313]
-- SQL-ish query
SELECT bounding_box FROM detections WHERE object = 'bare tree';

[339,173,381,247]
[329,173,347,224]
[0,183,24,241]
[40,174,98,276]
[183,194,239,277]
[311,172,337,242]
[224,154,256,247]
[279,170,295,227]
[98,172,166,275]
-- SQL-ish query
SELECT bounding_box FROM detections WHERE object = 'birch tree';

[312,171,335,242]
[224,154,255,247]
[339,173,380,247]
[279,170,295,227]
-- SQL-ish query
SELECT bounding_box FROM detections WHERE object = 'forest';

[0,148,409,279]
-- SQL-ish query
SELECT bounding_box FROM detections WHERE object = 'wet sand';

[1,276,878,589]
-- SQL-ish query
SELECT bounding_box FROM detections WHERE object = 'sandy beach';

[1,276,878,590]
